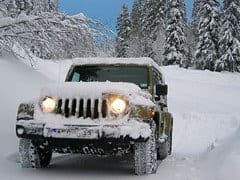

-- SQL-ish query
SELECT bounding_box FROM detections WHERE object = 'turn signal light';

[151,110,156,117]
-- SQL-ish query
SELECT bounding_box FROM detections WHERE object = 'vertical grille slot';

[57,99,62,114]
[64,99,70,118]
[86,99,91,118]
[101,100,108,118]
[94,99,99,119]
[71,99,77,116]
[78,99,84,118]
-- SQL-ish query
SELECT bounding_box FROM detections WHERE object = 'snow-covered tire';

[19,138,52,168]
[134,122,157,175]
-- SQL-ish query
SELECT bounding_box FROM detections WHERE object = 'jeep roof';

[64,57,165,82]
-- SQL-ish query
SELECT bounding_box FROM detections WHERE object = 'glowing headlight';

[41,96,57,113]
[110,97,127,114]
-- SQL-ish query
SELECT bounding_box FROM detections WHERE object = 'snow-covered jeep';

[16,58,173,175]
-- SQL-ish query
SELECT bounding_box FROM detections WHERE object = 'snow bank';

[173,112,240,154]
[162,66,240,155]
[0,56,49,176]
[197,129,240,180]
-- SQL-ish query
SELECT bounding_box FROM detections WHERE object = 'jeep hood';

[40,82,154,106]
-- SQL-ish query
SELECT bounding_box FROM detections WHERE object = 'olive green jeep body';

[16,58,173,175]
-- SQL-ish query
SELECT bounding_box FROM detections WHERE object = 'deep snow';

[0,56,240,179]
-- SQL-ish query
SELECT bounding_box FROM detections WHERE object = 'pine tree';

[142,0,166,41]
[127,0,143,57]
[179,0,190,68]
[192,0,202,33]
[116,4,131,57]
[131,0,143,33]
[216,0,240,72]
[141,0,154,58]
[163,0,187,66]
[194,0,219,71]
[141,0,167,63]
[190,0,203,68]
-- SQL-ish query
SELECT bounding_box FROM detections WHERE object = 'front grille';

[56,98,108,119]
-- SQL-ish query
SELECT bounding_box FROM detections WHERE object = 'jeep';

[16,57,173,175]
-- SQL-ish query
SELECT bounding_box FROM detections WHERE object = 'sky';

[60,0,194,31]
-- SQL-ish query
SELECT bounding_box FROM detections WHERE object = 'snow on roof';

[68,57,163,73]
[61,57,165,82]
[55,57,166,83]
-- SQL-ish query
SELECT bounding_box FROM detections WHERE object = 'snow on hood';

[40,82,154,106]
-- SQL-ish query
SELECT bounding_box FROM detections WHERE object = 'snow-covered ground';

[0,56,240,179]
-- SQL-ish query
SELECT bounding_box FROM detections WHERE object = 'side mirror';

[156,84,168,96]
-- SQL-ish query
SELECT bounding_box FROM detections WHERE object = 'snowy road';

[0,57,240,179]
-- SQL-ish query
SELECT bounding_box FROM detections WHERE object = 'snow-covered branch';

[0,11,115,61]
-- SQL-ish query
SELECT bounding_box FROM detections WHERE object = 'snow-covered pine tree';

[192,0,202,35]
[194,0,219,71]
[131,0,143,33]
[116,4,131,57]
[141,0,167,64]
[179,0,190,68]
[187,0,203,69]
[223,0,240,40]
[127,0,143,57]
[142,0,166,42]
[141,0,154,58]
[152,0,167,65]
[216,0,240,72]
[163,0,187,66]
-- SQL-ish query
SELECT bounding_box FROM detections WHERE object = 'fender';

[17,103,35,121]
[160,112,173,138]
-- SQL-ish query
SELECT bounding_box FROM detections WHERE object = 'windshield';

[67,65,149,89]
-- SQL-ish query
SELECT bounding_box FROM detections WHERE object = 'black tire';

[19,138,52,168]
[134,122,157,175]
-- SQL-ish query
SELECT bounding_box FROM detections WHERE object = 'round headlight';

[110,97,127,114]
[41,96,57,113]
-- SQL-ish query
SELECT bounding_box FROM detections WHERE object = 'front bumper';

[16,120,151,142]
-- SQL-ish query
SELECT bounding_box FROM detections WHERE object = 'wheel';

[134,122,157,175]
[19,138,52,168]
[157,129,172,160]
